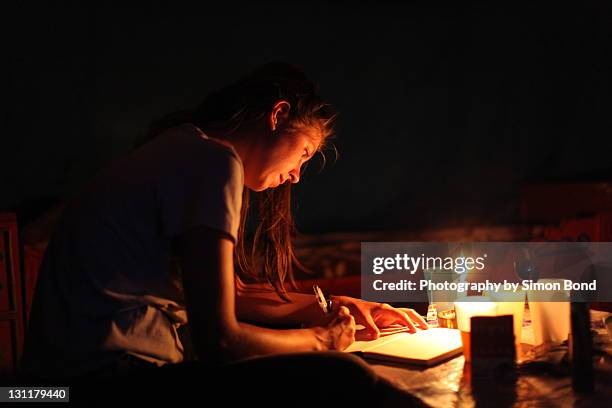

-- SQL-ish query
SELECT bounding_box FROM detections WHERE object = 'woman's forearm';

[230,322,329,358]
[192,309,332,364]
[235,283,325,327]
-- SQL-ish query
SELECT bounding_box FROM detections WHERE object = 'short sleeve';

[157,144,244,242]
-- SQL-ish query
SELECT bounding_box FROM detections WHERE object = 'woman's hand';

[334,297,428,341]
[314,305,356,351]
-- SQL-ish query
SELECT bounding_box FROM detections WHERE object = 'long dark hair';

[148,62,336,301]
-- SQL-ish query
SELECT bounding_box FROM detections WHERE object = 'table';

[370,309,612,407]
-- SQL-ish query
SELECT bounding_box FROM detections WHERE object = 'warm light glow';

[485,289,525,346]
[454,297,497,332]
[454,296,497,363]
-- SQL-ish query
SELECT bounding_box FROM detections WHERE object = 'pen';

[313,285,332,314]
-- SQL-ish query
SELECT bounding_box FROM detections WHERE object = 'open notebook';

[345,327,463,366]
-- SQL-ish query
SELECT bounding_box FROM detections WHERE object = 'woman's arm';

[237,286,428,339]
[235,283,326,327]
[177,226,355,364]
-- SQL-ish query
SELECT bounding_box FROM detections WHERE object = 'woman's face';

[244,126,321,191]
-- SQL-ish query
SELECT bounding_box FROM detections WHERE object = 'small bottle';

[426,303,439,327]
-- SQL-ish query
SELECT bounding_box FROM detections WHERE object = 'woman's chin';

[245,177,277,191]
[246,181,270,191]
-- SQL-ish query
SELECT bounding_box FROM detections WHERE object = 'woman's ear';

[269,100,291,131]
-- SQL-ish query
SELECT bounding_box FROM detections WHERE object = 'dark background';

[3,2,611,233]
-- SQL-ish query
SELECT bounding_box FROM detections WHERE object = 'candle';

[454,296,497,362]
[485,289,526,350]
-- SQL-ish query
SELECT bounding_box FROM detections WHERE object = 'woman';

[22,62,427,405]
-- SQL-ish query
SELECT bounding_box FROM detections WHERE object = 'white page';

[344,331,411,353]
[344,328,462,363]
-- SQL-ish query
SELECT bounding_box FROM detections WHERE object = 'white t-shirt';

[22,123,244,379]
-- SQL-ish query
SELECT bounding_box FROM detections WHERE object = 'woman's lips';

[269,175,285,189]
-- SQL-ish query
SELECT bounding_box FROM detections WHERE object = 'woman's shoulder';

[161,123,242,166]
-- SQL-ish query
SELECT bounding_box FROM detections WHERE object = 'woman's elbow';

[192,321,243,364]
